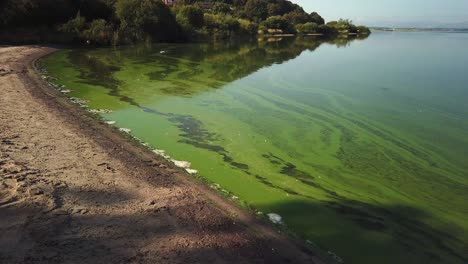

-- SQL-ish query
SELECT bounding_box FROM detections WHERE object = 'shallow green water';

[41,32,468,264]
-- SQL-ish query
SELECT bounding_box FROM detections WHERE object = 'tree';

[241,0,268,21]
[0,0,76,28]
[338,18,353,26]
[83,19,113,44]
[115,0,183,42]
[282,11,310,25]
[176,5,204,29]
[78,0,114,21]
[326,19,360,33]
[212,2,231,14]
[335,18,353,32]
[233,0,247,7]
[348,24,358,33]
[310,12,325,25]
[296,22,318,34]
[357,25,371,34]
[318,24,338,35]
[60,12,86,35]
[204,13,240,39]
[261,16,295,33]
[267,3,282,17]
[266,1,297,17]
[0,0,343,44]
[238,18,258,35]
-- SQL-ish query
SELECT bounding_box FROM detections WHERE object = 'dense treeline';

[0,0,370,45]
[0,0,185,44]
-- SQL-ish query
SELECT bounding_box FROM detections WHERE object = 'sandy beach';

[0,46,321,264]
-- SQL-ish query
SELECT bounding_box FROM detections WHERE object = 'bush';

[318,24,338,35]
[309,12,325,25]
[329,19,358,33]
[60,13,86,35]
[238,19,258,35]
[260,16,295,34]
[327,21,338,27]
[258,24,267,34]
[296,22,318,34]
[115,0,183,42]
[241,0,269,22]
[83,19,113,44]
[266,2,297,17]
[212,2,231,14]
[282,11,309,25]
[348,24,358,34]
[326,19,356,34]
[176,5,204,30]
[204,13,240,39]
[357,25,371,34]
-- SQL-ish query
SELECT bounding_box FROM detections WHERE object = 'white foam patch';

[171,160,191,169]
[119,128,132,133]
[185,169,198,174]
[267,213,283,224]
[89,109,113,114]
[152,149,165,155]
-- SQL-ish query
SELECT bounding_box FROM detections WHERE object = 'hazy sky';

[290,0,468,27]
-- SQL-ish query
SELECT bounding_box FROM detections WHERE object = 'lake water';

[41,32,468,264]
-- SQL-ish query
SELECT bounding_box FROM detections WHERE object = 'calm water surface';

[42,32,468,264]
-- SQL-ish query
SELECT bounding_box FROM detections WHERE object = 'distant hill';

[439,21,468,29]
[370,27,468,33]
[369,20,468,30]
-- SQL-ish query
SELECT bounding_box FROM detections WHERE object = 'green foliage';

[295,22,319,34]
[310,12,325,25]
[282,10,324,26]
[266,1,298,17]
[348,24,358,34]
[242,0,269,21]
[260,16,295,34]
[338,18,353,27]
[327,21,338,27]
[175,0,316,40]
[318,24,339,35]
[238,19,258,35]
[115,0,182,42]
[0,0,367,44]
[233,0,247,6]
[176,5,205,30]
[326,19,370,35]
[60,13,87,35]
[60,13,113,44]
[357,25,371,35]
[282,11,311,25]
[82,19,113,44]
[114,0,159,33]
[0,0,75,28]
[203,13,240,39]
[211,2,232,14]
[334,19,356,33]
[78,0,114,21]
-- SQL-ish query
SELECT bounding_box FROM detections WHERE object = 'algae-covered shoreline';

[0,46,327,263]
[38,33,468,264]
